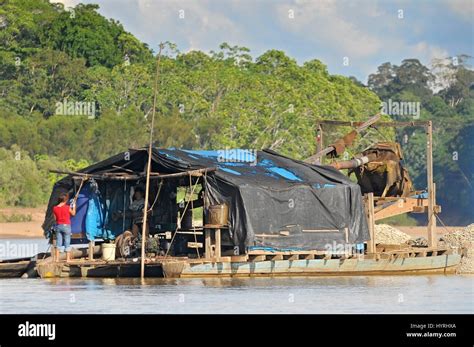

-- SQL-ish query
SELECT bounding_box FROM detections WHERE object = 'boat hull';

[163,254,462,278]
[34,254,462,278]
[0,261,31,278]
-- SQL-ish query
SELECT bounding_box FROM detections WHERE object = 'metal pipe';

[330,155,372,170]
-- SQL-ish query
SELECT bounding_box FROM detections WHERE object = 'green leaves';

[369,57,474,224]
[0,0,383,208]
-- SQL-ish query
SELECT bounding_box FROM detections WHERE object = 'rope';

[164,175,201,257]
[148,180,163,212]
[434,212,453,235]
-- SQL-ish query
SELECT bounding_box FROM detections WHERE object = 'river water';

[0,275,472,314]
[0,239,473,314]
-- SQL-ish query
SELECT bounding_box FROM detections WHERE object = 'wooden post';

[88,241,94,261]
[366,193,376,253]
[215,228,221,259]
[140,43,163,278]
[317,123,324,165]
[426,121,437,248]
[205,228,212,259]
[51,235,57,261]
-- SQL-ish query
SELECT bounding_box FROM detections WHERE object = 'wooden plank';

[88,241,94,261]
[230,255,249,262]
[205,229,212,259]
[247,250,327,256]
[203,224,228,229]
[267,254,283,261]
[203,256,231,263]
[215,228,221,259]
[249,255,266,262]
[177,231,204,235]
[303,254,315,260]
[374,198,425,220]
[187,242,203,249]
[366,193,376,254]
[317,123,323,165]
[284,254,299,261]
[149,167,216,178]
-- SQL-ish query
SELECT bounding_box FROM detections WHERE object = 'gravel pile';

[374,224,412,245]
[440,224,474,274]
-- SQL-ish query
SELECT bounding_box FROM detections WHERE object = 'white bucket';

[101,243,116,261]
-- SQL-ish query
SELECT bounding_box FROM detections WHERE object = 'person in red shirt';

[52,192,77,262]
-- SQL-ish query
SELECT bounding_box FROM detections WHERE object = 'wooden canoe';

[0,260,31,278]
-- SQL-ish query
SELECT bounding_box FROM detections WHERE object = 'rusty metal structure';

[307,118,440,249]
[350,142,414,198]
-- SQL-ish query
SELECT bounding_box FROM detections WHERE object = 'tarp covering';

[43,148,369,251]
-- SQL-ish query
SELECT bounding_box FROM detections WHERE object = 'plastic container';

[101,243,116,261]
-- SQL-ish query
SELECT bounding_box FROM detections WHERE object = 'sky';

[55,0,473,82]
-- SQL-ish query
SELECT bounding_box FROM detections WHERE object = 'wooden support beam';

[149,167,216,179]
[49,167,217,181]
[427,121,437,248]
[215,228,221,259]
[365,193,376,254]
[268,254,284,261]
[88,241,94,261]
[250,255,266,262]
[374,198,435,221]
[231,255,249,262]
[187,242,203,249]
[317,123,324,165]
[284,254,299,261]
[205,229,212,259]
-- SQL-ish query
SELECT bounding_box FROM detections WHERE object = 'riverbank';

[0,207,46,239]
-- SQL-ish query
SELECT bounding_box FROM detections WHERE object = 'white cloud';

[275,0,383,58]
[52,0,81,7]
[134,0,243,52]
[411,42,449,63]
[446,0,474,21]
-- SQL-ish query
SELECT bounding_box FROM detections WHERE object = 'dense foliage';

[0,1,472,225]
[368,58,474,224]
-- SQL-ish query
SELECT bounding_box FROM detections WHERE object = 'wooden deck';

[33,249,462,278]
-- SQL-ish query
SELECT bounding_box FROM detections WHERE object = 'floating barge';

[14,119,459,279]
[34,246,462,278]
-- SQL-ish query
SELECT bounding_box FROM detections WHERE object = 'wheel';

[116,230,134,258]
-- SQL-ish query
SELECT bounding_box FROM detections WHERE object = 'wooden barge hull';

[35,253,462,278]
[164,254,461,278]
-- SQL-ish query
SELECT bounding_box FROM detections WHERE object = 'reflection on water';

[0,276,472,314]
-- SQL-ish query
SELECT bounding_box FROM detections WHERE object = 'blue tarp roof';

[151,147,356,188]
